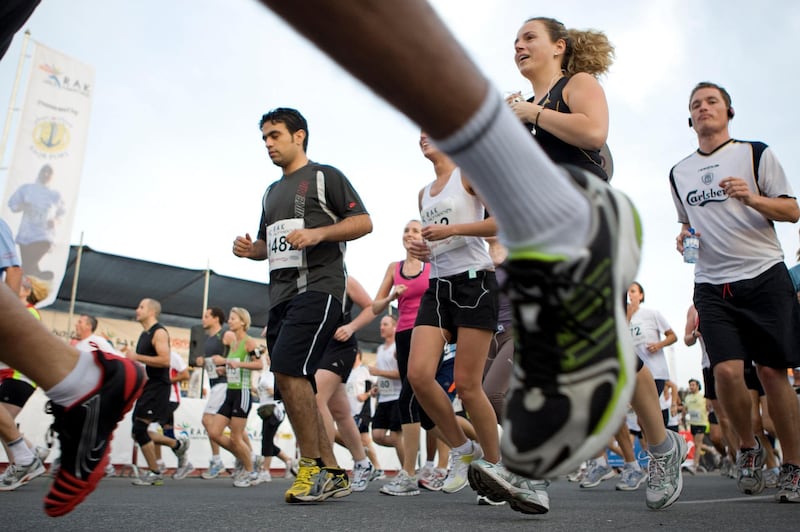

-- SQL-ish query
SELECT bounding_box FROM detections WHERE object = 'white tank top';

[420,168,493,278]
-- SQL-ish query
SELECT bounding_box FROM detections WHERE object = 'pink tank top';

[394,260,430,332]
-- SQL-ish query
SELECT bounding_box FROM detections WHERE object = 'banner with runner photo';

[1,42,94,307]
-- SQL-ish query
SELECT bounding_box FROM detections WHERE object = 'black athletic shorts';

[267,291,343,378]
[694,262,800,369]
[133,381,170,422]
[372,399,402,432]
[217,388,252,419]
[317,333,357,383]
[0,378,35,408]
[414,270,498,341]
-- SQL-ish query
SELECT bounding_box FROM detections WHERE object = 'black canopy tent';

[48,245,382,351]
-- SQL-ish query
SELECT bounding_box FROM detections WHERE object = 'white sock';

[9,437,35,465]
[624,460,641,471]
[355,458,369,469]
[425,460,434,469]
[453,440,473,455]
[432,88,591,258]
[212,454,222,464]
[595,455,608,468]
[45,350,103,408]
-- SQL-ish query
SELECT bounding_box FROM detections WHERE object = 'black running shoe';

[44,348,146,516]
[500,166,641,479]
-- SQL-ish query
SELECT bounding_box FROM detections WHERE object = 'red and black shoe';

[43,349,145,517]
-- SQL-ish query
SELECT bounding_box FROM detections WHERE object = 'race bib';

[420,198,466,255]
[629,324,647,347]
[226,363,241,385]
[376,377,392,393]
[205,357,217,376]
[267,218,304,271]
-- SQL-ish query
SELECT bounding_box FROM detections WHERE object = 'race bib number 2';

[420,198,465,255]
[267,218,304,271]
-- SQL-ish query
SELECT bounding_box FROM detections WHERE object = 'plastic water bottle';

[683,228,699,264]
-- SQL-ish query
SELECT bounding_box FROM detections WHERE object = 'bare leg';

[408,327,465,449]
[400,422,420,476]
[201,413,221,456]
[0,285,76,388]
[361,433,381,469]
[452,328,499,463]
[715,361,757,449]
[758,365,800,465]
[631,366,667,448]
[615,422,636,463]
[276,373,321,459]
[316,370,365,462]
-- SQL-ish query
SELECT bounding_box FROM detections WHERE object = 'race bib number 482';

[267,218,304,271]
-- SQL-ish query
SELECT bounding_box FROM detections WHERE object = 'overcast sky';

[1,0,799,387]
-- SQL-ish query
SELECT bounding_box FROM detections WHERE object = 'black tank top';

[136,322,170,384]
[524,76,608,181]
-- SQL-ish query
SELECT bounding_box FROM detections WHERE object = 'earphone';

[688,107,734,127]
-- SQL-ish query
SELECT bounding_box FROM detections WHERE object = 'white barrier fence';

[2,389,403,472]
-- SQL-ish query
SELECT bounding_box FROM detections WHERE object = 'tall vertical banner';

[0,43,94,307]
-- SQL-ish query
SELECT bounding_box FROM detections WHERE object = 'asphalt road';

[1,469,796,531]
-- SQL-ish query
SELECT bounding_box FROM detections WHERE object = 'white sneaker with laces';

[467,459,549,514]
[646,430,688,510]
[443,441,482,493]
[352,461,374,492]
[580,459,616,488]
[615,465,647,491]
[0,457,46,491]
[202,460,224,479]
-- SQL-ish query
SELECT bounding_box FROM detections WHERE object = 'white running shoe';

[646,430,688,510]
[615,465,647,491]
[352,461,374,492]
[468,459,549,514]
[443,441,482,493]
[0,457,46,491]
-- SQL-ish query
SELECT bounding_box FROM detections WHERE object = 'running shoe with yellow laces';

[500,166,642,480]
[43,348,146,516]
[285,457,322,503]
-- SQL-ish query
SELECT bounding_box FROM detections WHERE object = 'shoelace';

[739,448,760,470]
[295,465,317,486]
[648,453,667,487]
[781,468,800,490]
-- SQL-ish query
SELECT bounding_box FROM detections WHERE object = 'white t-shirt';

[670,140,791,284]
[169,351,188,403]
[629,307,673,380]
[257,370,276,405]
[375,342,401,403]
[345,365,372,416]
[75,334,120,356]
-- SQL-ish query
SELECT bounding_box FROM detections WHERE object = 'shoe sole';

[44,356,146,517]
[379,487,420,496]
[501,176,642,479]
[468,464,548,515]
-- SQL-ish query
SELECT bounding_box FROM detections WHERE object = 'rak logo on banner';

[32,118,71,155]
[38,63,92,97]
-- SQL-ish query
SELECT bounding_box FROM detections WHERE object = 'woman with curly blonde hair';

[508,17,614,181]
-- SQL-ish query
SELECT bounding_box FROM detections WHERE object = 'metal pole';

[0,30,32,170]
[67,232,84,330]
[202,260,210,314]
